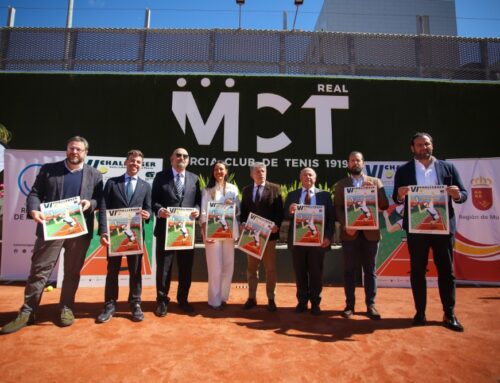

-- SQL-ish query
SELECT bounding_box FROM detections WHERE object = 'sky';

[0,0,499,38]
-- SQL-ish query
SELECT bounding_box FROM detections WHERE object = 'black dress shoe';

[242,298,257,310]
[311,305,322,316]
[412,313,427,326]
[367,306,381,320]
[267,299,277,312]
[155,302,168,317]
[443,314,464,332]
[179,302,194,313]
[295,302,307,313]
[96,305,116,324]
[131,304,144,322]
[341,307,354,319]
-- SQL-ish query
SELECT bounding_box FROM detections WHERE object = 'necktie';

[304,189,311,205]
[126,178,134,203]
[254,185,261,204]
[175,173,184,198]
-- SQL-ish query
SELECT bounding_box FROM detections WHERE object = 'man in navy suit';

[284,168,334,316]
[393,132,467,332]
[152,148,201,315]
[96,150,152,323]
[1,136,103,334]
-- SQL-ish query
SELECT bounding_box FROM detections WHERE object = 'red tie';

[304,189,311,205]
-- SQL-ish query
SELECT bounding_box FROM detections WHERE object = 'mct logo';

[17,164,43,197]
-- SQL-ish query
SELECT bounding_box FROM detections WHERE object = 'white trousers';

[205,240,235,307]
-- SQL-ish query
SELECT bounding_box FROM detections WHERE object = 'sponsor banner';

[1,149,65,279]
[449,158,500,284]
[0,150,162,288]
[365,161,438,288]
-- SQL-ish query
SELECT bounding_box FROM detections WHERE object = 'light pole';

[292,0,304,31]
[236,0,244,29]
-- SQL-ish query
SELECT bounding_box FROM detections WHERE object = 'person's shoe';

[341,307,354,319]
[179,302,194,313]
[242,298,257,310]
[60,307,75,327]
[295,302,308,313]
[0,312,34,334]
[96,305,116,324]
[210,304,223,311]
[221,301,227,307]
[267,299,277,312]
[131,304,144,322]
[311,305,322,316]
[412,313,427,326]
[155,302,168,317]
[367,305,381,320]
[443,314,464,332]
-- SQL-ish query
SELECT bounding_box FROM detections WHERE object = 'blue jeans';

[342,233,379,309]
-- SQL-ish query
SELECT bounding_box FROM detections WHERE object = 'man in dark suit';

[284,168,334,315]
[1,136,103,334]
[96,149,152,323]
[152,148,201,315]
[240,162,284,312]
[393,132,467,332]
[334,151,389,320]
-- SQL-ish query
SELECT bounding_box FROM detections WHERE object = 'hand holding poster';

[206,201,235,240]
[293,204,324,246]
[165,207,196,250]
[106,207,143,256]
[344,186,379,230]
[40,196,88,240]
[237,212,274,259]
[408,185,449,234]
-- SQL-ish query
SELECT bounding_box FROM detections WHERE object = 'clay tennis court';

[1,282,499,382]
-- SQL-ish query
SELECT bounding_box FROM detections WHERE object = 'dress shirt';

[301,187,316,205]
[414,158,438,186]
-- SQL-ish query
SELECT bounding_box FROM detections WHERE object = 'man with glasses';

[152,148,201,315]
[1,136,103,334]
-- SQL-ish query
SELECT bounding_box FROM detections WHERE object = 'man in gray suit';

[1,136,103,334]
[284,168,334,316]
[152,148,201,315]
[96,149,152,324]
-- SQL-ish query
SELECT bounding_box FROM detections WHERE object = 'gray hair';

[250,162,266,172]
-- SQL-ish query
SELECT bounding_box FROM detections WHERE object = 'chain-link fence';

[1,27,499,80]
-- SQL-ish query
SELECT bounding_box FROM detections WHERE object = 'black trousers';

[407,232,456,317]
[292,246,325,306]
[155,234,194,304]
[104,254,143,306]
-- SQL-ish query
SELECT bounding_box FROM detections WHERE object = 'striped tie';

[175,173,184,198]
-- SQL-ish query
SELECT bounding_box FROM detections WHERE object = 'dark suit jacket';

[392,159,468,234]
[26,160,103,238]
[152,168,201,238]
[240,182,284,241]
[98,174,152,236]
[283,188,334,250]
[334,175,389,242]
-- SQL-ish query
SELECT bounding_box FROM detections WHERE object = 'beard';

[348,166,362,175]
[67,155,84,165]
[414,151,432,160]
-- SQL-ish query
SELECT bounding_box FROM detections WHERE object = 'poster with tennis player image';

[344,186,379,230]
[206,201,235,240]
[408,185,449,235]
[106,207,143,256]
[41,196,88,241]
[237,212,274,259]
[165,207,196,250]
[293,204,324,246]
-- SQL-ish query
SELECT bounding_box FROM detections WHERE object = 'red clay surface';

[0,283,499,382]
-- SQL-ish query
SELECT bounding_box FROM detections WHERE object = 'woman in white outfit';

[200,161,240,310]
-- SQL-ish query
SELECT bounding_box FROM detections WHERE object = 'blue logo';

[17,164,43,197]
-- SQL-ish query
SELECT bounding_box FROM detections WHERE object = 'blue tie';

[175,173,184,198]
[126,178,134,203]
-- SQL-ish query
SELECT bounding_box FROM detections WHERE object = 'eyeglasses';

[175,153,189,159]
[68,147,85,153]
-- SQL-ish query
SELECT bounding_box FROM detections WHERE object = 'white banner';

[448,158,500,284]
[1,149,65,279]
